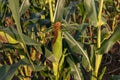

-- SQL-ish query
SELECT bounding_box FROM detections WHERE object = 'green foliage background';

[0,0,120,80]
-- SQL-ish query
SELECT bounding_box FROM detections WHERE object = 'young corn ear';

[52,22,62,80]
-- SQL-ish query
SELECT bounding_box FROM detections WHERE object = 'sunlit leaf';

[2,28,39,45]
[0,31,18,44]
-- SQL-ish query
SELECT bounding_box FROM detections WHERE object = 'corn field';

[0,0,120,80]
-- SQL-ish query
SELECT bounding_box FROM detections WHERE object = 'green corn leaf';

[67,57,84,80]
[54,0,65,22]
[0,58,45,80]
[0,65,10,80]
[98,67,106,80]
[111,75,120,80]
[1,27,42,53]
[5,27,42,53]
[3,27,38,45]
[8,0,27,51]
[63,32,92,70]
[84,0,98,26]
[59,49,67,73]
[45,48,55,62]
[19,0,30,15]
[97,26,120,54]
[4,0,35,69]
[8,0,21,30]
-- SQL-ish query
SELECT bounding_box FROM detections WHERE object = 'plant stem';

[98,0,103,22]
[18,67,26,80]
[8,53,13,64]
[92,0,104,80]
[97,27,101,48]
[49,0,54,23]
[82,12,86,23]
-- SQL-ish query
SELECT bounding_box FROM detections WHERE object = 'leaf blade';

[63,32,92,70]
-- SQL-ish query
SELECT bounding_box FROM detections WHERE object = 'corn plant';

[0,0,120,80]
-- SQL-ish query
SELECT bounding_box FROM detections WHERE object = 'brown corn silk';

[53,22,61,44]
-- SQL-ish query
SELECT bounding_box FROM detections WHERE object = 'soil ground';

[101,42,120,80]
